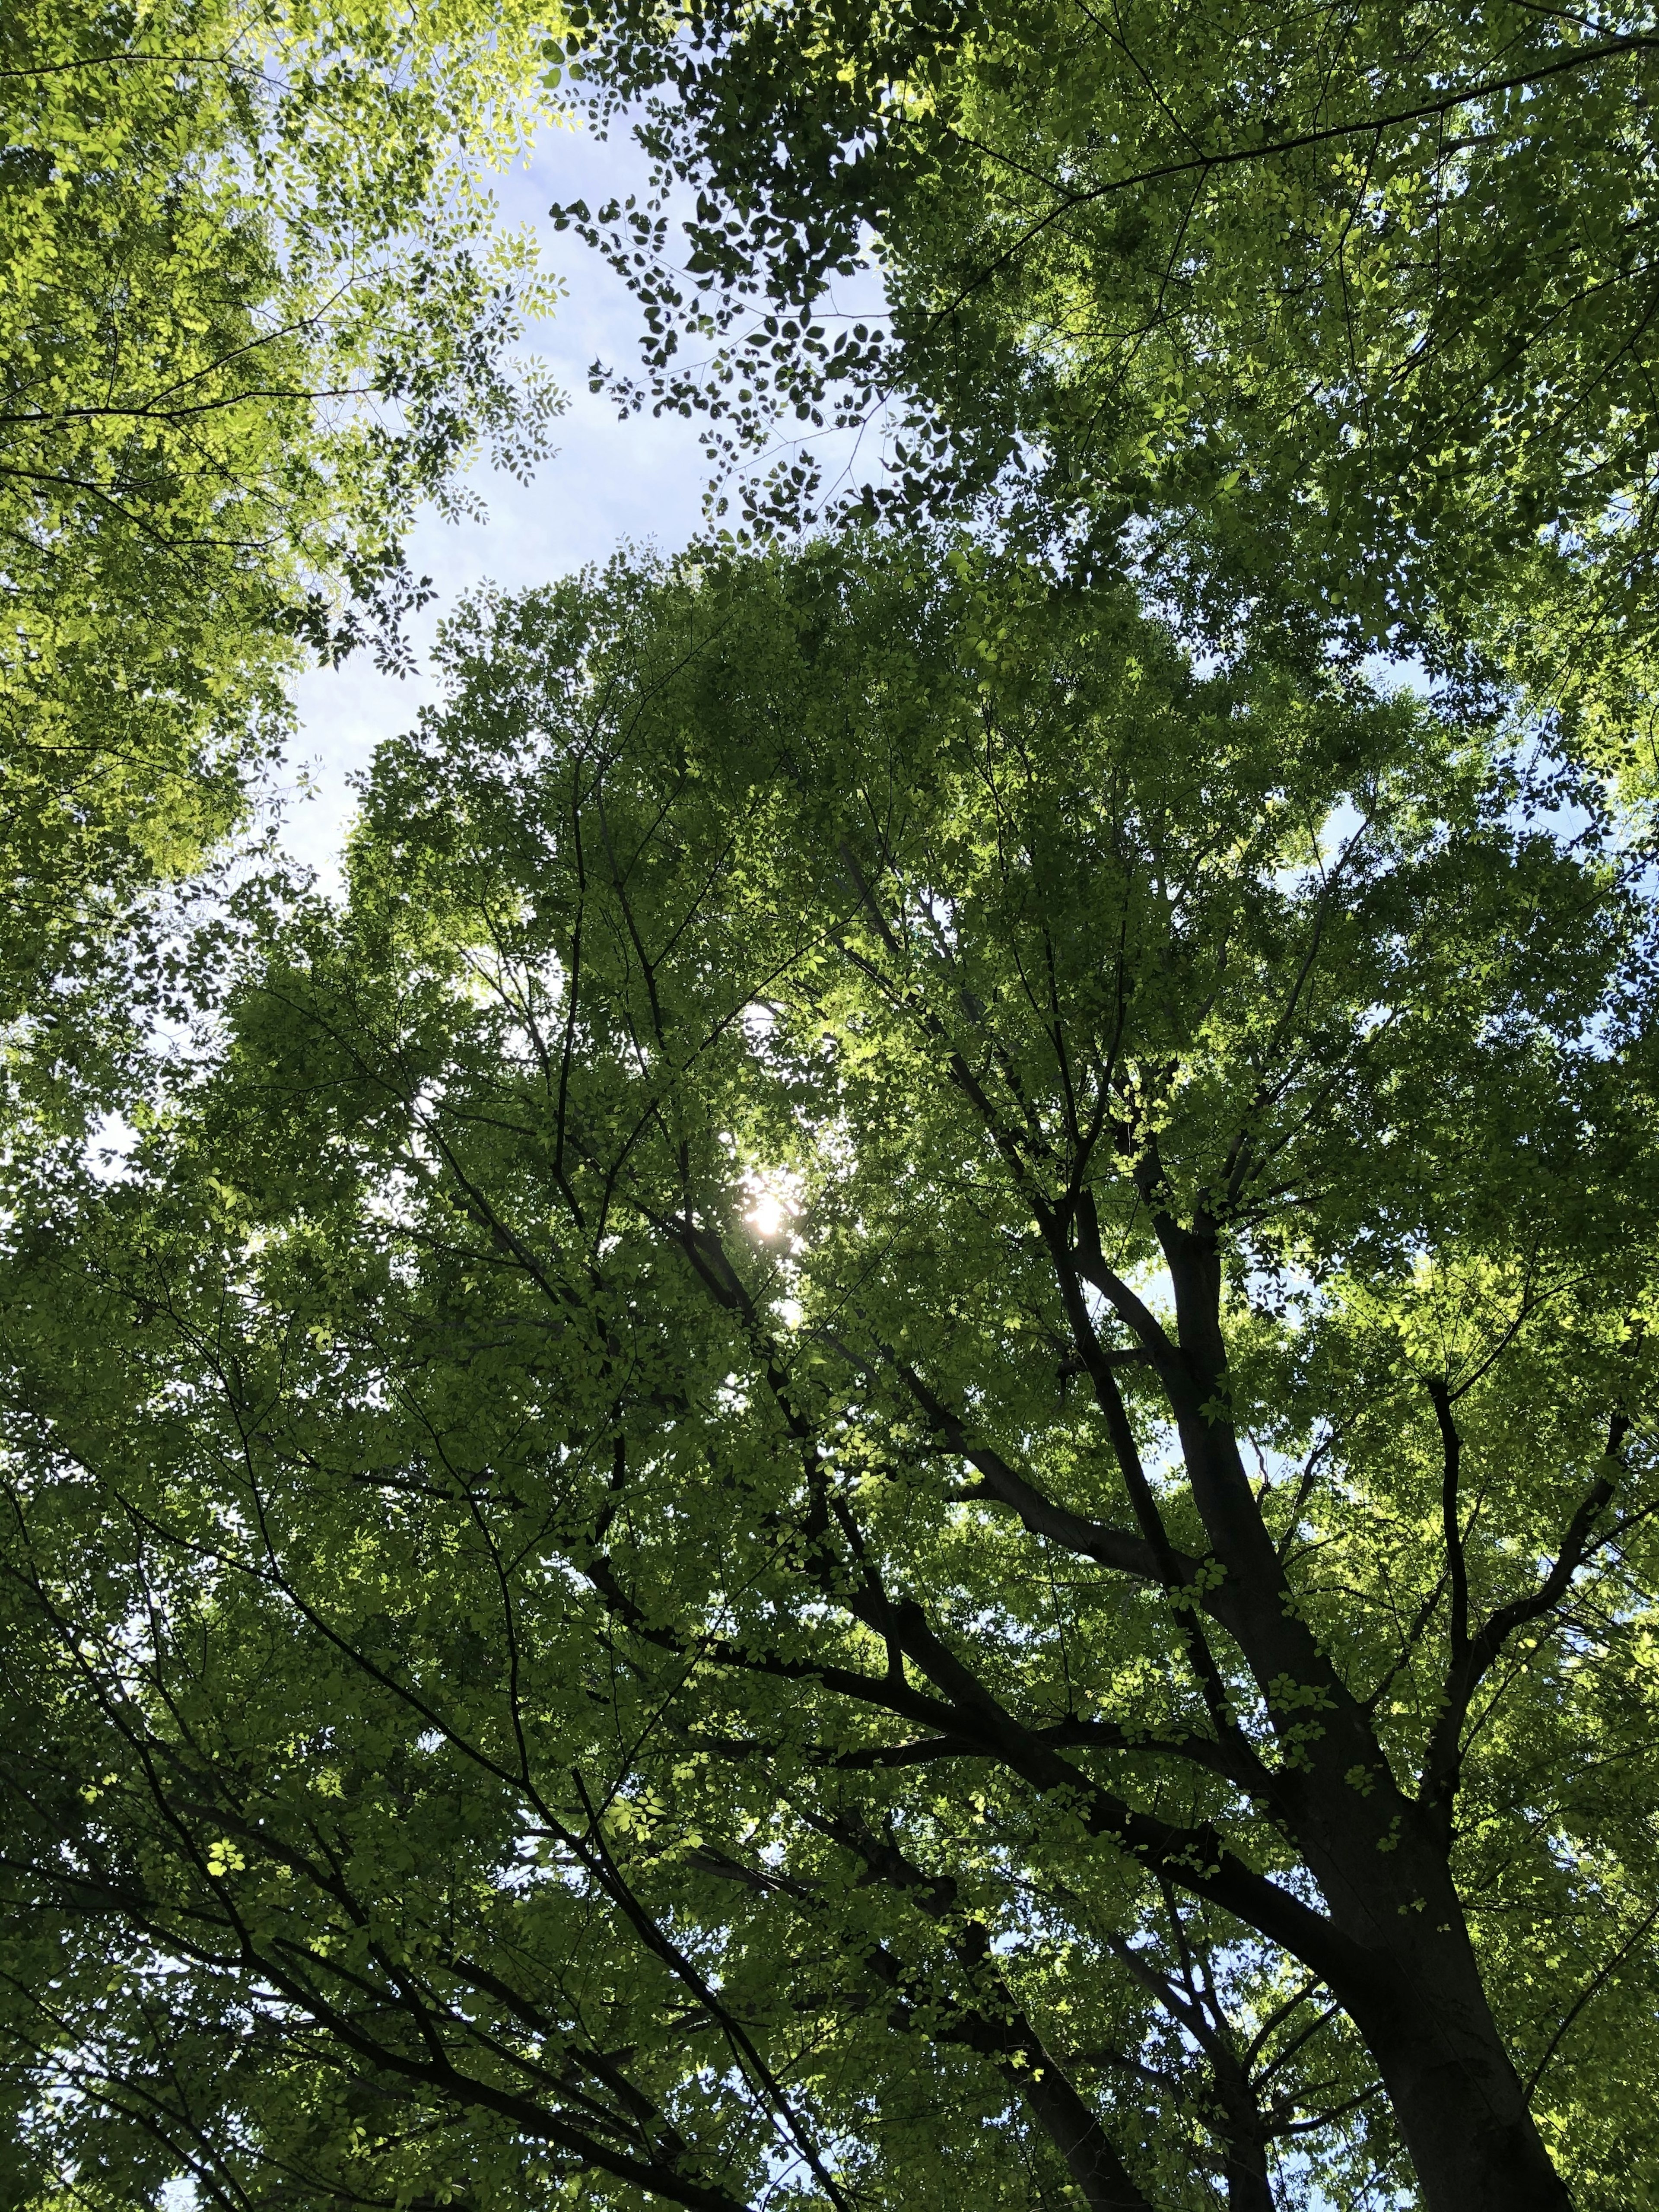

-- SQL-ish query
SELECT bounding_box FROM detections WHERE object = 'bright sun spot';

[741,1166,803,1243]
[749,1192,787,1238]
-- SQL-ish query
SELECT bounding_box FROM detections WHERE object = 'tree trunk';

[1152,1343,1571,2212]
[1222,2149,1275,2212]
[1357,1993,1569,2211]
[1328,1886,1570,2212]
[1206,2053,1276,2212]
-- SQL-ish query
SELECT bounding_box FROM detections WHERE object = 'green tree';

[2,543,1655,2211]
[0,0,563,1053]
[560,1,1659,732]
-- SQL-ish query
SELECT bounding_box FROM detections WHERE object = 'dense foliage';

[560,1,1659,723]
[0,0,561,1047]
[6,3,1659,2206]
[3,546,1655,2212]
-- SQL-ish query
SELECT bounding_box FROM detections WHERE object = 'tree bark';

[1114,1220,1574,2212]
[1332,1907,1571,2212]
[1220,2140,1276,2212]
[1023,2061,1159,2212]
[1206,2052,1277,2212]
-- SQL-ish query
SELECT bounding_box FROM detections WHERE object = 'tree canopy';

[4,544,1656,2212]
[0,0,561,1062]
[7,4,1659,2208]
[559,0,1659,734]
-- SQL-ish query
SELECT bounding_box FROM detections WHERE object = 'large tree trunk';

[1141,1238,1573,2212]
[1322,1864,1570,2212]
[1368,2025,1568,2212]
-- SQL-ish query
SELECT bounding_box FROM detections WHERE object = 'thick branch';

[810,1810,1160,2212]
[896,1358,1175,1580]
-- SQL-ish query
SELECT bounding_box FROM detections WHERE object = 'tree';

[2,542,1655,2210]
[559,1,1659,731]
[0,0,563,1064]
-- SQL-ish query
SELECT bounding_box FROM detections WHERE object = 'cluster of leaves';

[555,0,1659,726]
[3,544,1656,2210]
[0,0,565,1075]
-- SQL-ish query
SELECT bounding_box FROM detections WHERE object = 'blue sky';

[284,118,713,881]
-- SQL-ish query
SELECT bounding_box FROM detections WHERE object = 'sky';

[283,117,714,883]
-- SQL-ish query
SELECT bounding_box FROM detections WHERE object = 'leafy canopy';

[3,543,1655,2211]
[0,0,563,1054]
[560,1,1659,722]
